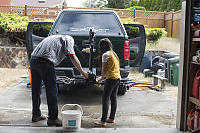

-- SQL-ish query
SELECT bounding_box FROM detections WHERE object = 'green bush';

[124,25,139,38]
[127,6,146,11]
[121,18,134,24]
[145,28,167,43]
[33,23,53,37]
[0,13,34,32]
[121,18,167,42]
[121,18,142,24]
[0,13,53,46]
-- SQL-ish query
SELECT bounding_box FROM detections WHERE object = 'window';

[38,0,46,3]
[52,12,124,36]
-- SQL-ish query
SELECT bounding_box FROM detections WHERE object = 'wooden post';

[133,8,135,22]
[164,11,166,29]
[25,5,27,16]
[171,9,174,37]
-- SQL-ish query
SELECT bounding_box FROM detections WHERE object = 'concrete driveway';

[0,76,177,128]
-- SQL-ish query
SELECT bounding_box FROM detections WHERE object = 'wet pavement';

[0,78,177,129]
[0,126,182,133]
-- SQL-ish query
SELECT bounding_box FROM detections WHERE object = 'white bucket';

[61,104,83,132]
[158,69,165,78]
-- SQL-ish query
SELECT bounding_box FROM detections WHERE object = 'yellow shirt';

[103,51,121,79]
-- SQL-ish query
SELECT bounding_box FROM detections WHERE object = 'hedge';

[145,28,167,43]
[0,13,54,46]
[0,13,167,47]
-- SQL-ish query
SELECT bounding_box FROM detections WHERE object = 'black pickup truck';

[26,9,146,95]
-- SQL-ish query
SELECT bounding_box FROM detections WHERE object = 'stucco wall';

[0,46,28,68]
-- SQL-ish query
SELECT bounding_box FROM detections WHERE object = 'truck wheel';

[117,85,127,95]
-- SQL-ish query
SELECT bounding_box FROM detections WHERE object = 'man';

[30,35,88,126]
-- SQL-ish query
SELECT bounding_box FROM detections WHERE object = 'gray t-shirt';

[31,35,75,66]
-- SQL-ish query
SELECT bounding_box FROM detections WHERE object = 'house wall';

[0,0,10,6]
[10,0,63,7]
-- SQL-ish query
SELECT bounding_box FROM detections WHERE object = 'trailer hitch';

[56,29,155,94]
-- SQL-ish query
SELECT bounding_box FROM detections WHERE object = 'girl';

[95,38,121,126]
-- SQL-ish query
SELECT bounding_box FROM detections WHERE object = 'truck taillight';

[124,41,130,60]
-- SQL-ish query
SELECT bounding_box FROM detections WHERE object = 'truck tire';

[118,85,127,95]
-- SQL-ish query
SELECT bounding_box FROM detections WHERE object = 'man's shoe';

[106,118,114,123]
[32,115,46,122]
[94,121,106,127]
[47,119,62,127]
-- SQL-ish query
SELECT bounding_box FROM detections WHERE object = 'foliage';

[0,13,35,46]
[0,13,53,46]
[0,13,34,32]
[127,6,146,11]
[121,18,142,24]
[121,18,134,24]
[121,18,166,43]
[82,0,107,8]
[145,28,167,43]
[33,23,53,37]
[107,0,132,9]
[127,0,181,12]
[127,0,138,8]
[124,25,139,38]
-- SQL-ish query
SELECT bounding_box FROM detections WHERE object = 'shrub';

[145,28,167,43]
[127,6,146,11]
[124,25,139,38]
[121,18,142,24]
[0,13,53,46]
[121,18,167,42]
[0,13,34,32]
[33,23,53,37]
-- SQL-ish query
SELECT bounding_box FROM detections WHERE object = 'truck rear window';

[52,12,124,36]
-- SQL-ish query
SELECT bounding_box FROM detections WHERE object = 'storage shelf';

[191,61,200,65]
[189,96,200,107]
[192,38,200,41]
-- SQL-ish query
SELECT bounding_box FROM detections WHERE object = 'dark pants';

[101,79,120,122]
[30,58,58,120]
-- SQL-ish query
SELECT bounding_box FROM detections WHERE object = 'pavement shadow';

[58,84,103,105]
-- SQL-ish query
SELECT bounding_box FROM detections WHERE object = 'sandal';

[106,118,114,123]
[94,121,106,127]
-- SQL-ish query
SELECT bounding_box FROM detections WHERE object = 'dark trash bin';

[139,55,152,73]
[162,52,179,59]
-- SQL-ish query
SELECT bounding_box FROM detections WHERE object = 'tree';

[107,0,132,9]
[145,0,150,11]
[97,0,108,8]
[159,0,168,11]
[126,0,181,12]
[154,0,161,11]
[130,0,138,6]
[166,0,173,12]
[174,0,182,11]
[138,0,145,7]
[82,0,107,8]
[150,0,156,11]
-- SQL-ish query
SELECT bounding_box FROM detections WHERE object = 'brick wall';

[0,46,28,68]
[0,0,10,6]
